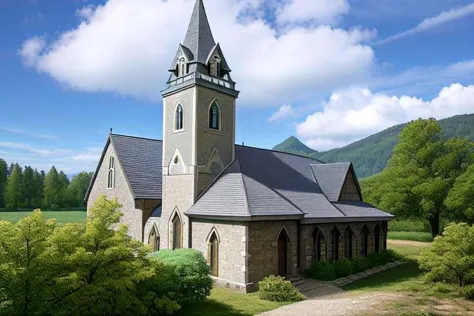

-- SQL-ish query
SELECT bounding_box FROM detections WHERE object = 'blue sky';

[1,0,474,175]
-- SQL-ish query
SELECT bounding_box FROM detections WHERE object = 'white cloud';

[76,4,96,20]
[377,3,474,45]
[276,0,349,25]
[18,36,45,67]
[19,0,375,106]
[70,147,102,162]
[296,83,474,150]
[0,142,71,156]
[0,127,58,140]
[268,104,297,122]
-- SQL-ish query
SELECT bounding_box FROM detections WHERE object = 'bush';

[333,259,353,278]
[258,275,305,302]
[350,257,370,273]
[367,250,398,267]
[148,249,213,305]
[462,285,474,300]
[388,219,430,232]
[305,261,336,280]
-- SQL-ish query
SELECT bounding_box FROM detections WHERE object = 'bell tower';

[160,0,239,249]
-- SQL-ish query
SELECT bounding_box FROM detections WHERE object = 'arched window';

[312,227,325,262]
[178,57,186,77]
[374,224,381,253]
[209,102,220,130]
[210,56,221,77]
[208,232,219,277]
[277,228,290,276]
[107,156,115,189]
[148,226,160,252]
[172,213,182,250]
[331,227,341,262]
[344,226,354,259]
[175,104,183,130]
[360,225,370,257]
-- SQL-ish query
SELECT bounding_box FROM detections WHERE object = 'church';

[85,0,393,293]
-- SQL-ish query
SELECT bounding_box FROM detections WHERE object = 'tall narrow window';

[149,226,160,252]
[210,56,221,77]
[360,225,370,257]
[209,102,220,130]
[344,226,354,259]
[175,104,183,130]
[107,156,115,189]
[331,227,341,262]
[178,57,186,77]
[374,224,381,253]
[312,228,325,262]
[172,213,182,250]
[209,232,219,277]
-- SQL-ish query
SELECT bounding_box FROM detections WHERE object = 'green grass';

[179,288,290,316]
[0,210,87,225]
[387,231,433,242]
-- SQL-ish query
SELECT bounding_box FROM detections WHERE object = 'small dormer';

[177,56,187,77]
[209,55,221,77]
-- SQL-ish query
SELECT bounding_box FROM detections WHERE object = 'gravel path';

[387,239,431,247]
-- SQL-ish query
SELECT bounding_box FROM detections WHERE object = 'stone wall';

[299,222,387,272]
[247,221,298,284]
[87,142,143,241]
[191,219,248,290]
[339,170,361,201]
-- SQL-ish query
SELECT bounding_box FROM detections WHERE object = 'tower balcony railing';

[168,72,235,90]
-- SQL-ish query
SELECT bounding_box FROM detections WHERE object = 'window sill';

[173,129,187,134]
[203,129,223,136]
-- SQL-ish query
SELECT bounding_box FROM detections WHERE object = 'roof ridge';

[236,144,324,163]
[111,133,162,142]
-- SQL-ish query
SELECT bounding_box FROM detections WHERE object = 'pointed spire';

[183,0,216,64]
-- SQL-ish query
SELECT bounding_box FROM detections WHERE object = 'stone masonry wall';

[247,221,298,284]
[191,220,248,288]
[87,143,143,241]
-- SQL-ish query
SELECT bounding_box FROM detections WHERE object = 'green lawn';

[387,231,433,242]
[180,288,290,316]
[0,210,87,225]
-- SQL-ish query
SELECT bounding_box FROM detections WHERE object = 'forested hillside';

[273,114,474,178]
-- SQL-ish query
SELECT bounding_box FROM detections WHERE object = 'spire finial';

[110,128,113,134]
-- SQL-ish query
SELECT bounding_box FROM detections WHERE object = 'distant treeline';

[0,159,93,211]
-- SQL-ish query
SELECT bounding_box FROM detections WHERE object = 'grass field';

[387,231,433,242]
[0,210,87,225]
[180,288,290,316]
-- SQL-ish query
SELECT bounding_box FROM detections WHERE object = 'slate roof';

[311,163,351,202]
[187,145,393,221]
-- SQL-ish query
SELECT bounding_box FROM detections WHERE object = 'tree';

[0,159,7,209]
[445,164,474,224]
[0,210,56,315]
[46,196,154,315]
[22,166,35,208]
[32,169,44,208]
[418,223,474,287]
[361,118,474,237]
[5,164,23,210]
[43,166,62,210]
[65,172,93,207]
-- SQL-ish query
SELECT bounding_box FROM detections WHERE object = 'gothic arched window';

[175,104,183,130]
[172,213,182,250]
[178,57,186,77]
[107,156,115,189]
[209,102,220,130]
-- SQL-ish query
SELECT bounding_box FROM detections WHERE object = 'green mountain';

[273,114,474,178]
[273,136,318,156]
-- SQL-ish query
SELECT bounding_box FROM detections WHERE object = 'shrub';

[149,249,213,305]
[462,285,474,300]
[350,257,370,273]
[367,250,398,267]
[333,259,353,278]
[305,261,336,280]
[258,275,304,302]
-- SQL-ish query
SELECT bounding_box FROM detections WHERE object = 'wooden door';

[278,231,288,276]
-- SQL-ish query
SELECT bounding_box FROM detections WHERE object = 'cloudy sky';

[1,0,474,175]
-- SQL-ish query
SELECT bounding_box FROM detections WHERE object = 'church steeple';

[164,0,237,96]
[183,0,216,65]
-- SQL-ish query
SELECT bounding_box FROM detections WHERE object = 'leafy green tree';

[362,119,474,237]
[0,210,56,315]
[5,164,24,210]
[59,171,69,207]
[419,223,474,287]
[22,166,35,208]
[32,169,44,208]
[46,196,154,315]
[43,166,62,209]
[65,172,93,207]
[0,159,7,209]
[445,165,474,224]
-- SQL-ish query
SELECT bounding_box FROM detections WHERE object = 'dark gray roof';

[311,163,350,202]
[111,134,162,199]
[183,0,216,65]
[187,146,393,221]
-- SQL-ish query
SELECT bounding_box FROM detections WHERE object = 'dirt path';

[387,239,431,247]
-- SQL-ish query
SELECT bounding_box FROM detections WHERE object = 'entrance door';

[278,230,289,276]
